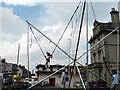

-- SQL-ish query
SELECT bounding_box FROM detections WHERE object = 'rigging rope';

[51,1,81,55]
[90,0,97,20]
[30,27,46,58]
[72,12,78,37]
[70,20,74,37]
[30,31,33,48]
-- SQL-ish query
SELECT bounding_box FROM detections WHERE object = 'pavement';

[21,86,110,90]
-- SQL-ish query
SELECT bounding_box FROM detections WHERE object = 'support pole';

[73,0,86,80]
[17,43,20,75]
[72,1,86,87]
[86,1,89,89]
[27,25,30,78]
[117,28,119,75]
[68,38,71,87]
[76,66,86,90]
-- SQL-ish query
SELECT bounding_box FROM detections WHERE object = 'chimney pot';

[112,8,115,11]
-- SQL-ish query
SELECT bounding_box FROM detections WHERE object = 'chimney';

[110,8,119,28]
[1,58,6,63]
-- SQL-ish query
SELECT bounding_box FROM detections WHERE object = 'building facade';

[0,59,3,89]
[0,58,30,79]
[88,8,120,85]
[36,64,85,88]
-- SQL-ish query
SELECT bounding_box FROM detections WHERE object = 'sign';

[0,73,3,76]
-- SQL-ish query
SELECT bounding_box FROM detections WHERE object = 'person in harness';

[45,52,52,69]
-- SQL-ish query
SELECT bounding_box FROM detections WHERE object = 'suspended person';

[45,52,52,69]
[110,71,120,90]
[61,68,66,90]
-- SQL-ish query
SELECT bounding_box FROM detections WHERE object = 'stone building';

[88,8,120,85]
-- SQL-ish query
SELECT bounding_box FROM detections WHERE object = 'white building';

[36,64,85,88]
[17,66,23,76]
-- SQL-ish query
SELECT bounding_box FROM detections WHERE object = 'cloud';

[1,1,117,71]
[1,0,119,7]
[0,7,27,42]
[0,7,27,67]
[0,2,93,71]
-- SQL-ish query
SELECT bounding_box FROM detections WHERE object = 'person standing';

[61,68,66,90]
[110,71,120,90]
[2,78,6,86]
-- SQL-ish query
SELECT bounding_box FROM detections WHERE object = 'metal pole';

[17,43,20,75]
[27,25,30,78]
[86,1,89,89]
[68,38,71,86]
[73,0,86,79]
[117,28,119,75]
[76,66,86,90]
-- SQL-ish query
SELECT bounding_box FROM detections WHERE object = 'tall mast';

[73,1,86,71]
[117,27,119,75]
[68,38,71,86]
[27,25,30,78]
[86,0,89,89]
[17,43,20,75]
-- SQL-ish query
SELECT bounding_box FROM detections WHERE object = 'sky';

[0,0,119,72]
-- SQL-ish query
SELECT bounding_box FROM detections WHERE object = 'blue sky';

[0,0,119,71]
[2,2,46,25]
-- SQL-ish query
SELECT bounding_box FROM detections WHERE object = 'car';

[73,81,83,88]
[37,81,49,87]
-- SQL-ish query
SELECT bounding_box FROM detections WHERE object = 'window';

[98,37,101,46]
[98,50,101,61]
[99,69,102,77]
[50,67,53,71]
[93,53,96,62]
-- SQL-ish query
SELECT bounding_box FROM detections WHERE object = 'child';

[45,52,52,69]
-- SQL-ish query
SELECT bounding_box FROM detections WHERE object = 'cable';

[30,31,33,48]
[72,11,78,37]
[90,0,97,20]
[30,27,46,58]
[70,20,74,37]
[51,1,81,55]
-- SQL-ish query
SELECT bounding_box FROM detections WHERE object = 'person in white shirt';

[110,71,120,90]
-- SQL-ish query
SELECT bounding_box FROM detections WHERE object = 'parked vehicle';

[73,81,83,88]
[37,81,49,87]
